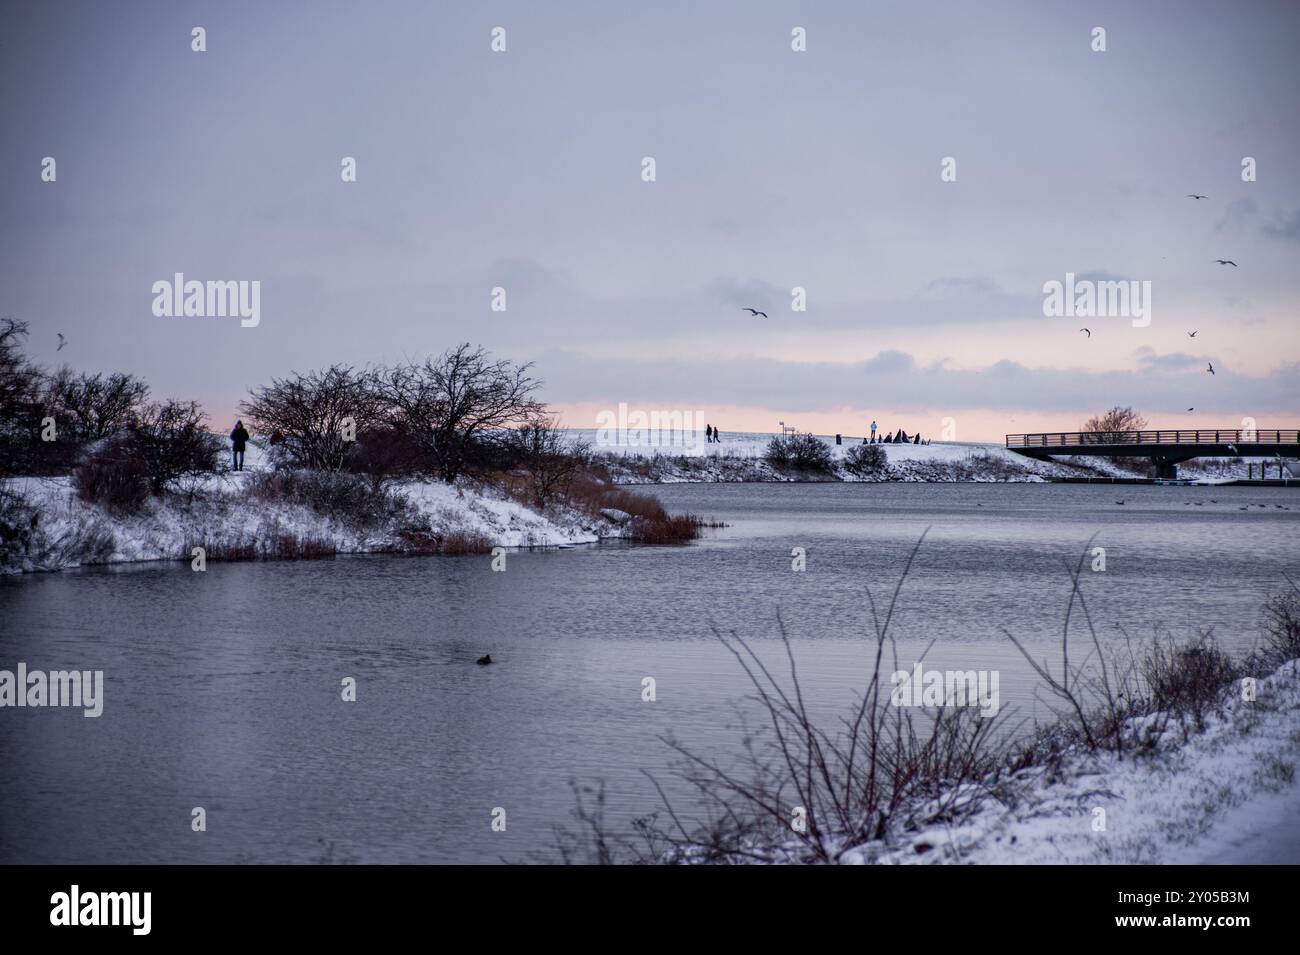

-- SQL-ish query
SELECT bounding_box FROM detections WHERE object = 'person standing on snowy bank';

[230,420,250,471]
[870,420,877,442]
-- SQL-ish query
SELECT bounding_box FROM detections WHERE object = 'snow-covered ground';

[2,442,624,574]
[569,429,1284,484]
[842,659,1300,865]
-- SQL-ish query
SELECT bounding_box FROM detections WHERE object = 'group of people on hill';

[867,420,929,445]
[705,424,723,443]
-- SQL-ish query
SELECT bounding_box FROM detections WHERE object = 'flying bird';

[1215,259,1237,267]
[1207,362,1215,375]
[1078,327,1091,338]
[1187,330,1197,338]
[56,333,67,352]
[1186,194,1209,200]
[1187,407,1194,411]
[743,307,768,318]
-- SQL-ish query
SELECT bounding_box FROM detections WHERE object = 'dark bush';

[1261,585,1300,664]
[843,443,886,476]
[248,469,412,528]
[0,319,50,476]
[764,433,834,472]
[501,416,589,508]
[345,426,425,490]
[130,401,218,494]
[1,485,41,569]
[44,367,149,444]
[74,441,150,513]
[1141,634,1237,731]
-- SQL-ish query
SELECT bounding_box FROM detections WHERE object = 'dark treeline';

[2,320,562,497]
[0,319,700,543]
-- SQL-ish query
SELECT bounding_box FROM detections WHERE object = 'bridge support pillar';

[1152,458,1178,480]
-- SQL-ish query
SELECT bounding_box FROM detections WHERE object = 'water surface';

[1,482,1295,863]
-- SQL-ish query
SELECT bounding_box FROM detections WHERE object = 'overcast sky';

[2,0,1297,440]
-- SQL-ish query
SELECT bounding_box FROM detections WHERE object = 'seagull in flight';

[56,333,67,352]
[1215,259,1237,267]
[742,307,768,318]
[1187,330,1197,338]
[1207,362,1215,375]
[1078,327,1091,338]
[1187,407,1195,411]
[1186,194,1209,200]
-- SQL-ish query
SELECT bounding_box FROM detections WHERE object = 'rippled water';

[1,482,1296,863]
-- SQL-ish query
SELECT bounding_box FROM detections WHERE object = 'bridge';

[1006,428,1300,479]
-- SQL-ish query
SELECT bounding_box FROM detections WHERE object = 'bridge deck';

[1006,429,1300,460]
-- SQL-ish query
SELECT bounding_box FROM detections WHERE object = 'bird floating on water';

[476,654,493,666]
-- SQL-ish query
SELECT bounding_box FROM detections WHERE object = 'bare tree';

[506,414,589,507]
[0,318,45,475]
[240,365,385,471]
[44,367,150,443]
[380,344,544,484]
[130,400,219,494]
[1082,406,1147,445]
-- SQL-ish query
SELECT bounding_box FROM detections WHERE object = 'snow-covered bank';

[843,659,1300,865]
[573,430,1280,484]
[1,469,625,575]
[587,434,1129,483]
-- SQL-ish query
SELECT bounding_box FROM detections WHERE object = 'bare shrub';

[843,443,886,477]
[247,469,411,529]
[543,535,1285,864]
[1141,633,1237,732]
[562,475,702,544]
[241,365,385,471]
[184,538,258,562]
[1,485,43,570]
[73,441,150,513]
[264,531,338,560]
[542,531,1008,864]
[130,400,218,494]
[56,518,117,564]
[1261,580,1300,664]
[765,433,834,473]
[438,530,494,555]
[1002,533,1144,756]
[503,415,589,508]
[0,318,48,475]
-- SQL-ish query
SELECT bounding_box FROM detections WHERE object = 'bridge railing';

[1006,429,1300,449]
